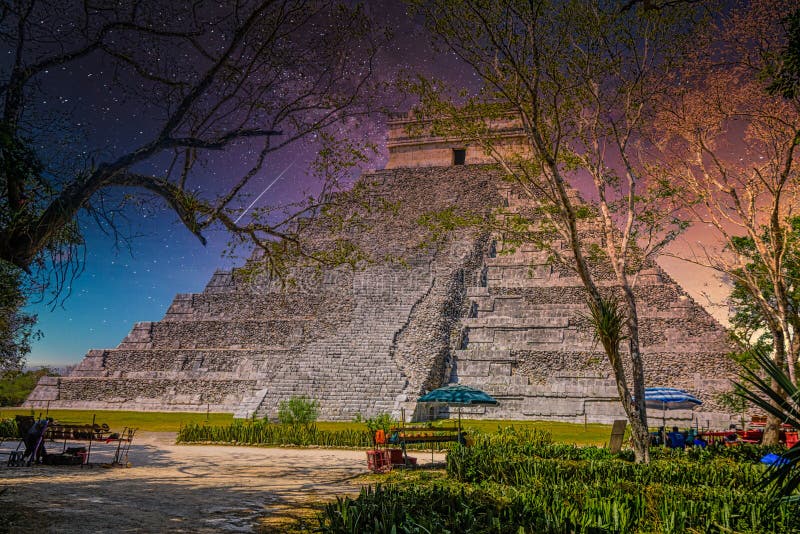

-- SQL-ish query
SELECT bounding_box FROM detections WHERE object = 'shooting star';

[234,160,295,224]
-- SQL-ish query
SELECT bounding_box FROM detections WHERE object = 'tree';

[658,0,800,443]
[0,262,38,371]
[0,366,54,406]
[0,0,382,301]
[765,8,800,100]
[728,218,800,359]
[407,0,695,463]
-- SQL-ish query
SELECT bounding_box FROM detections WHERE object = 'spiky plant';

[735,346,800,501]
[585,296,627,364]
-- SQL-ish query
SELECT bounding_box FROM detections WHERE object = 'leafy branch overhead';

[0,0,385,299]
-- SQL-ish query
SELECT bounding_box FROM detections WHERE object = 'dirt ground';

[0,432,444,533]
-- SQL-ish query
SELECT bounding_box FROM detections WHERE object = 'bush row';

[319,479,799,534]
[0,418,17,438]
[177,420,374,448]
[317,428,799,533]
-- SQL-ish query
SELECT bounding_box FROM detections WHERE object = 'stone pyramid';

[26,115,739,426]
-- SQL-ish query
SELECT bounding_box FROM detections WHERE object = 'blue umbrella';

[418,384,498,434]
[643,387,702,430]
[418,384,498,405]
[644,387,703,411]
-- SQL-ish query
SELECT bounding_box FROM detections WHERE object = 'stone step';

[465,341,596,351]
[466,326,581,345]
[463,316,571,328]
[485,251,550,265]
[453,348,512,360]
[118,319,314,350]
[164,291,353,322]
[451,374,532,386]
[69,348,291,376]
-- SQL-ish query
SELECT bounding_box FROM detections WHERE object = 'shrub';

[277,395,319,428]
[316,427,800,533]
[354,412,398,444]
[0,417,18,437]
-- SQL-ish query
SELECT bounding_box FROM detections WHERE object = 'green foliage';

[584,296,627,359]
[765,9,800,99]
[0,418,18,437]
[177,419,373,448]
[277,396,320,428]
[0,367,56,406]
[728,217,800,355]
[318,430,800,533]
[736,346,800,501]
[0,262,40,371]
[354,412,397,437]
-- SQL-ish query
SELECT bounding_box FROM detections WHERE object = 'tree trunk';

[628,406,651,464]
[763,412,782,446]
[622,286,650,463]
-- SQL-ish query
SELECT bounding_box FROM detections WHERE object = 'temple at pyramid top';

[385,110,529,168]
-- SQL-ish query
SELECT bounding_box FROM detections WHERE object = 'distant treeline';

[0,368,58,406]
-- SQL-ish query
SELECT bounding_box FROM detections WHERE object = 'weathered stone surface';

[450,189,738,426]
[26,165,501,420]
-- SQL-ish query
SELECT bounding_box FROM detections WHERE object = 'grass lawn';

[459,419,612,446]
[0,408,613,445]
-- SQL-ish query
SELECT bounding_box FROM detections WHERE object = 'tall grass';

[177,420,374,448]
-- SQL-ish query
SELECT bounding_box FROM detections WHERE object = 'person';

[23,419,48,464]
[654,426,666,446]
[650,431,662,446]
[692,435,708,448]
[724,424,739,446]
[667,426,686,449]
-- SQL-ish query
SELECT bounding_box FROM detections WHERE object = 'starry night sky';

[21,1,485,367]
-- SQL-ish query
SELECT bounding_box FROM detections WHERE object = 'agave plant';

[735,346,800,501]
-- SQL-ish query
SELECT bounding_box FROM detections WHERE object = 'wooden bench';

[389,426,463,443]
[387,426,465,465]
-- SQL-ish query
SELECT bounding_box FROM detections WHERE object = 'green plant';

[277,395,319,428]
[736,346,800,501]
[316,438,800,533]
[0,368,57,406]
[0,418,18,437]
[354,412,397,444]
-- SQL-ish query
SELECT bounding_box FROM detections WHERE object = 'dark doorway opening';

[453,149,466,165]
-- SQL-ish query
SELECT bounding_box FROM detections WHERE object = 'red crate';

[366,450,391,473]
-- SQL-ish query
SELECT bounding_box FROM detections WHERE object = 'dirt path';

[0,433,444,533]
